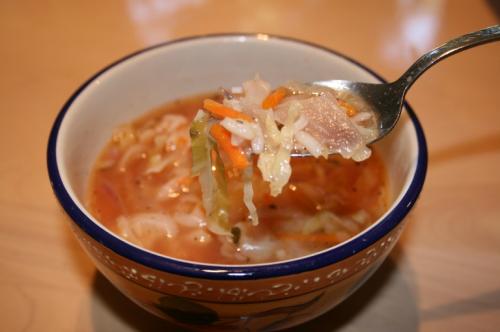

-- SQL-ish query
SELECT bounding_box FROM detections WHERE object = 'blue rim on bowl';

[47,34,427,280]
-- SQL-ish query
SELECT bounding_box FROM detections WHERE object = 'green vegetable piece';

[189,111,231,235]
[190,111,210,176]
[208,146,230,233]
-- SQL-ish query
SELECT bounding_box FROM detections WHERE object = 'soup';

[86,89,389,264]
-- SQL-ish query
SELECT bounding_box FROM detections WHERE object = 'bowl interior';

[55,35,420,267]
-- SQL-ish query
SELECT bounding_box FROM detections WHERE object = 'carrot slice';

[338,99,357,117]
[209,124,249,169]
[262,87,288,109]
[203,99,253,122]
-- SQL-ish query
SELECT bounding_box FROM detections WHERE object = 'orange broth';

[86,93,390,264]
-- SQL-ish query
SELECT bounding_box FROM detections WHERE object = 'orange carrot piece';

[209,124,249,169]
[338,99,357,117]
[262,87,288,109]
[203,99,253,122]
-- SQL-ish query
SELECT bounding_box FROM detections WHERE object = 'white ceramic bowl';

[48,34,427,331]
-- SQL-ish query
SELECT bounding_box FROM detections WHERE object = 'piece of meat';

[275,93,366,159]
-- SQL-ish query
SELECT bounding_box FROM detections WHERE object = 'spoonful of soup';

[291,24,500,157]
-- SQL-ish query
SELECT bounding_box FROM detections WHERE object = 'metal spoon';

[296,25,500,156]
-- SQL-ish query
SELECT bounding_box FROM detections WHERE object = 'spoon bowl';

[293,25,500,157]
[313,79,405,144]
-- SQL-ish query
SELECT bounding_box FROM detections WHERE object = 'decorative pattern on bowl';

[73,221,404,330]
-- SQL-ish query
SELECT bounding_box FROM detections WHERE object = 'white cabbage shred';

[117,213,179,248]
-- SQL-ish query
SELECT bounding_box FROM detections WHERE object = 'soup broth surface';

[87,93,389,264]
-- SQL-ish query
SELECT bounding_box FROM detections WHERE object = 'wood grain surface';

[1,1,499,331]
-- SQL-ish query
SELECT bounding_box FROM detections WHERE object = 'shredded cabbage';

[209,146,231,235]
[243,166,259,225]
[190,111,211,176]
[257,102,300,196]
[189,111,230,235]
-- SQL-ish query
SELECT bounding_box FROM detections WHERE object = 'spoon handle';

[396,25,500,93]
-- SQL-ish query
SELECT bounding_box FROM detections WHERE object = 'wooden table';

[1,1,499,331]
